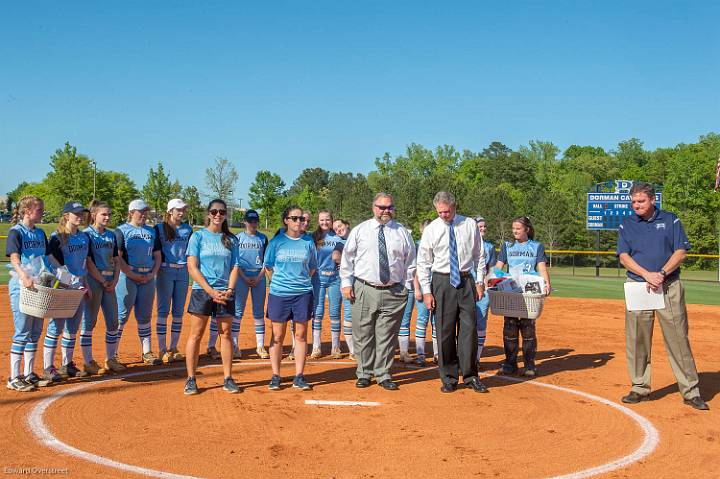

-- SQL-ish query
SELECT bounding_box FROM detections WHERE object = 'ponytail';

[11,195,43,225]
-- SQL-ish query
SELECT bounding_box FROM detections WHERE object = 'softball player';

[184,199,241,395]
[310,210,343,359]
[495,216,551,377]
[6,195,48,391]
[332,219,354,359]
[288,210,316,360]
[115,199,163,366]
[235,210,269,358]
[474,216,496,368]
[209,210,268,359]
[398,227,418,364]
[265,206,318,391]
[155,198,192,364]
[81,200,124,375]
[43,201,91,380]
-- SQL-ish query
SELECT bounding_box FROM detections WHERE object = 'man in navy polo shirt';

[617,182,708,410]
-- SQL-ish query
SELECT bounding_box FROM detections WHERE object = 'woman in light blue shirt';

[154,198,193,364]
[310,210,343,359]
[264,206,318,391]
[183,199,241,395]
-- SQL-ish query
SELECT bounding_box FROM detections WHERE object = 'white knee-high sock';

[61,333,77,366]
[23,342,37,377]
[399,336,409,354]
[312,330,321,349]
[415,336,426,356]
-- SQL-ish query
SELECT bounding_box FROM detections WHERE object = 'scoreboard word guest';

[586,180,662,231]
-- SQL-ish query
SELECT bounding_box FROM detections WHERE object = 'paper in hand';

[624,282,665,311]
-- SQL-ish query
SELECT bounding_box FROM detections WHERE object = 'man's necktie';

[448,222,461,288]
[378,224,390,284]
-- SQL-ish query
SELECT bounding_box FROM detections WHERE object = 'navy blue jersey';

[115,223,161,268]
[84,226,118,272]
[48,231,91,277]
[5,223,49,264]
[155,222,193,264]
[498,240,547,273]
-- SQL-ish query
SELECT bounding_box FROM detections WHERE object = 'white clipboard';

[623,282,665,311]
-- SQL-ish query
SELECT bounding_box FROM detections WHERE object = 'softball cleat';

[256,346,269,359]
[330,347,342,359]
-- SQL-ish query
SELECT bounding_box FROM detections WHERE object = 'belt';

[243,268,262,273]
[433,271,473,278]
[161,262,186,269]
[320,270,337,276]
[355,277,398,290]
[131,266,152,273]
[99,270,114,276]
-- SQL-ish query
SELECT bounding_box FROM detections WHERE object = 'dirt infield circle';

[28,360,656,479]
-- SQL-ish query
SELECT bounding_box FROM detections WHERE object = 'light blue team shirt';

[235,231,268,277]
[264,234,318,297]
[498,239,547,274]
[48,231,91,277]
[115,223,161,268]
[84,226,118,273]
[316,231,342,274]
[6,223,48,265]
[186,229,239,290]
[155,222,193,265]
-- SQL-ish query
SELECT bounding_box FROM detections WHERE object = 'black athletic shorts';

[187,289,235,317]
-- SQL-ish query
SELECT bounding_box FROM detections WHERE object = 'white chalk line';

[305,400,381,407]
[27,362,658,479]
[482,374,659,479]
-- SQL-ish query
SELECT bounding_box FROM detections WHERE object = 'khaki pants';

[351,281,408,383]
[625,279,700,399]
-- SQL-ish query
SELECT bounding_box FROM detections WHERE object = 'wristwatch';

[660,269,667,277]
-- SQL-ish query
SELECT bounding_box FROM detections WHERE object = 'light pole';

[90,160,97,199]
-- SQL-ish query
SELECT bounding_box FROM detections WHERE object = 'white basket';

[20,284,85,319]
[488,290,545,320]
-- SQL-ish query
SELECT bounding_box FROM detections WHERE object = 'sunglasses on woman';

[287,216,308,222]
[209,209,227,216]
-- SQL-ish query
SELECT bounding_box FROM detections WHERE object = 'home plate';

[305,400,381,407]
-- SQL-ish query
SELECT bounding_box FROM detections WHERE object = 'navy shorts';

[188,289,235,317]
[266,292,314,323]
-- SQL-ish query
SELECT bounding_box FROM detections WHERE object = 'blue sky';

[1,1,718,205]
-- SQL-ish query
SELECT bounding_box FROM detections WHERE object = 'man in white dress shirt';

[340,193,416,390]
[417,191,488,393]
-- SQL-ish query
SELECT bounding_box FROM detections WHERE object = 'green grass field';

[550,275,720,305]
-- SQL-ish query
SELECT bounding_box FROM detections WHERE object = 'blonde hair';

[11,195,43,225]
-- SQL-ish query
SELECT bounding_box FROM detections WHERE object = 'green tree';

[248,170,286,228]
[205,157,239,202]
[142,162,182,219]
[182,185,203,226]
[288,168,330,196]
[43,142,96,217]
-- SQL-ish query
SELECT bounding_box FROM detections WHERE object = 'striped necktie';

[378,224,390,284]
[448,222,461,288]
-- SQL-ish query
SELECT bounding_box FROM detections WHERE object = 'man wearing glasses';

[340,193,416,390]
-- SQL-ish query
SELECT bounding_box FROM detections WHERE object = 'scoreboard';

[586,192,662,230]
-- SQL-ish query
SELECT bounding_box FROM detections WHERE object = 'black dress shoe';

[683,396,709,410]
[440,383,457,393]
[464,377,489,393]
[355,378,371,388]
[378,379,399,391]
[621,391,649,404]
